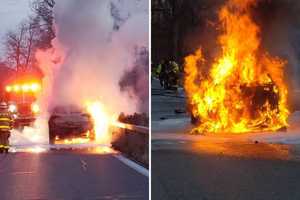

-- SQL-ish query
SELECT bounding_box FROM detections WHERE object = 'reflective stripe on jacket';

[0,118,11,121]
[0,125,10,129]
[0,112,12,131]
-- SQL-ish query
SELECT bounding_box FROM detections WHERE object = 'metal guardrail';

[112,122,149,134]
[111,121,149,167]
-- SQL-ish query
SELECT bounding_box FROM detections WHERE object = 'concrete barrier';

[111,122,149,168]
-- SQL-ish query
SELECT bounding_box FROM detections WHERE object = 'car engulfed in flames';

[48,101,112,145]
[184,0,289,134]
[48,105,95,144]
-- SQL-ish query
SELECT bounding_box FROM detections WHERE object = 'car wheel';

[48,117,58,145]
[49,128,56,145]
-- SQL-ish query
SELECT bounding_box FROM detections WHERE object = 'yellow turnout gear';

[0,110,12,152]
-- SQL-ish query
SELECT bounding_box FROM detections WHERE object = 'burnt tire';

[191,114,200,125]
[49,134,55,145]
[48,125,59,145]
[48,116,58,145]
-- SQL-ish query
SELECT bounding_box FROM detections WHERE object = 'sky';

[0,0,32,57]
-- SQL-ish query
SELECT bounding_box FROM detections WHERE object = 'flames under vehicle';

[191,82,285,131]
[48,105,95,144]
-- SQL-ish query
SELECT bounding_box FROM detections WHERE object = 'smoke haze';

[252,0,300,90]
[40,0,149,115]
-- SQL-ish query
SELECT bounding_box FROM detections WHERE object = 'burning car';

[184,0,289,134]
[190,82,284,130]
[48,105,95,144]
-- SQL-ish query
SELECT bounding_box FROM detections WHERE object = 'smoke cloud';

[119,47,149,113]
[10,0,148,147]
[251,0,300,90]
[184,0,300,91]
[41,0,149,115]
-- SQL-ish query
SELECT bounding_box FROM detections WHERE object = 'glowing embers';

[184,0,289,134]
[55,137,91,145]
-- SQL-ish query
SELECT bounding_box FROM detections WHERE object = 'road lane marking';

[80,159,88,171]
[114,154,148,177]
[11,171,35,175]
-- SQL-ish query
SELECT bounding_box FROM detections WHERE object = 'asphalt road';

[152,140,300,200]
[151,80,300,200]
[0,150,148,200]
[151,78,187,121]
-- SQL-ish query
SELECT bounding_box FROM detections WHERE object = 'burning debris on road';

[184,0,289,134]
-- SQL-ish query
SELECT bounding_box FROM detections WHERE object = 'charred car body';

[190,82,282,130]
[48,105,95,144]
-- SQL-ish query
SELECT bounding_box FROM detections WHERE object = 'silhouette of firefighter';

[0,102,13,153]
[156,60,180,89]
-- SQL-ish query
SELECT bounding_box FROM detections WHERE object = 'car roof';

[52,105,85,114]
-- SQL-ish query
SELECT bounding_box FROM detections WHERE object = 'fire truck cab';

[4,79,41,128]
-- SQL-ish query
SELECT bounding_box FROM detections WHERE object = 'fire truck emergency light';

[5,83,41,93]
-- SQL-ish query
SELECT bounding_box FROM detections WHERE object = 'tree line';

[1,0,55,72]
[151,0,221,66]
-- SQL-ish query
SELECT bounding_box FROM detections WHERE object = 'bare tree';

[4,18,45,70]
[4,23,27,70]
[3,0,55,71]
[31,0,55,49]
[152,0,220,64]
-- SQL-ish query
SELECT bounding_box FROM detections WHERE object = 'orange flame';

[184,0,289,133]
[86,101,111,144]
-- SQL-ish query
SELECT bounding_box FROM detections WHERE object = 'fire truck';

[4,79,41,128]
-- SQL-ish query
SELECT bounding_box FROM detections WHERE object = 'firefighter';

[171,61,180,74]
[165,60,180,89]
[0,102,13,153]
[157,60,167,87]
[153,63,160,78]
